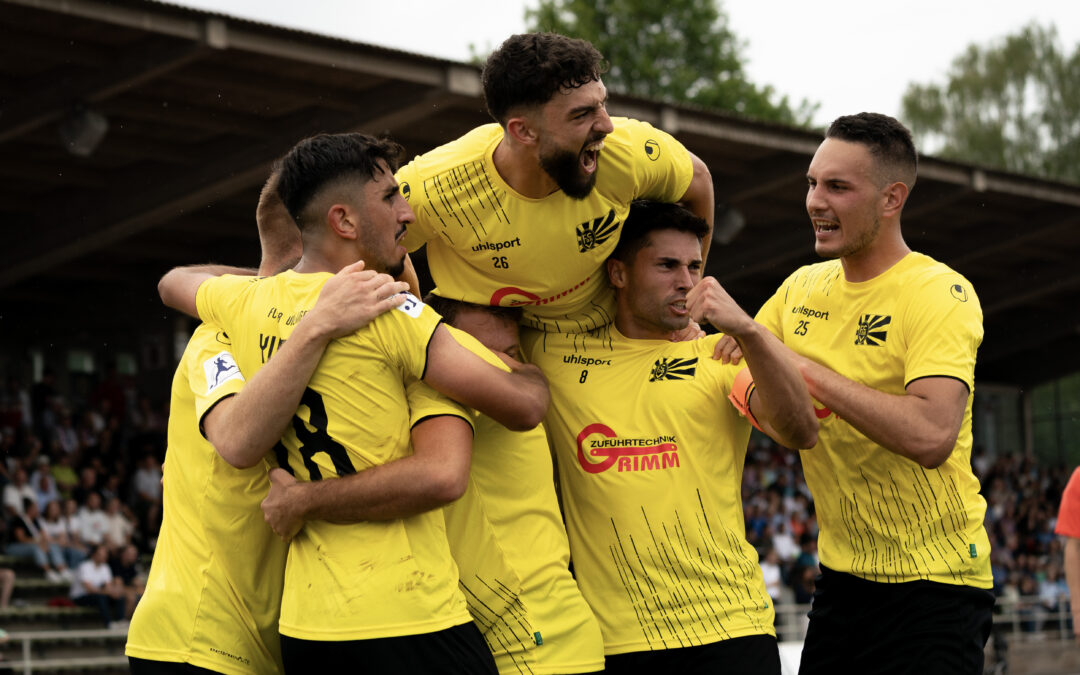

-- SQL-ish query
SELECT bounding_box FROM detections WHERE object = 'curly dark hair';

[276,132,404,231]
[481,32,608,124]
[423,293,523,326]
[826,113,917,188]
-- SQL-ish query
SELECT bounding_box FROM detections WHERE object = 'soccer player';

[754,113,993,673]
[261,296,607,675]
[395,32,714,333]
[524,201,818,674]
[161,132,549,673]
[127,173,409,674]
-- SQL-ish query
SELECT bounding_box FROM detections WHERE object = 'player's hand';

[686,277,754,336]
[262,468,305,542]
[307,260,410,340]
[712,335,743,364]
[669,320,706,342]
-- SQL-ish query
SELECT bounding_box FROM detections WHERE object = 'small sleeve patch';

[202,351,244,394]
[394,292,424,319]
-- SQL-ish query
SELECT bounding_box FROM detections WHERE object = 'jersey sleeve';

[405,378,474,431]
[1056,467,1080,538]
[395,160,433,252]
[366,292,444,380]
[195,274,260,332]
[617,118,693,202]
[902,272,983,390]
[186,324,247,433]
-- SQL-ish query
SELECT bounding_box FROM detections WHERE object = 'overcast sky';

[170,0,1079,131]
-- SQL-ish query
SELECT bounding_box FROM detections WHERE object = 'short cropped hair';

[482,32,608,124]
[610,201,709,264]
[826,113,917,188]
[277,133,404,231]
[423,293,523,326]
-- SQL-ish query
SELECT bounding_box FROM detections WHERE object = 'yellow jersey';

[126,324,287,674]
[525,326,774,655]
[397,118,693,332]
[756,252,991,588]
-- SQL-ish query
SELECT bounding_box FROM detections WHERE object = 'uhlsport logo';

[950,283,968,302]
[649,357,697,382]
[577,209,619,253]
[576,423,680,474]
[399,182,411,200]
[643,139,660,161]
[855,314,891,346]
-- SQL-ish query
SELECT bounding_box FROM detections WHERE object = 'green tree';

[902,23,1080,184]
[522,0,816,126]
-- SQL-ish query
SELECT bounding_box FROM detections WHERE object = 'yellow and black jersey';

[524,326,773,656]
[396,118,692,333]
[756,252,991,588]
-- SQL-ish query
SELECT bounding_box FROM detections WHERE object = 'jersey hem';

[600,625,775,656]
[124,646,268,675]
[278,613,473,642]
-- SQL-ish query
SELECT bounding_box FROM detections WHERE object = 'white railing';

[4,627,128,674]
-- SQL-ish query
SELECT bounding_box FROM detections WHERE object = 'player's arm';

[422,325,548,431]
[201,261,410,468]
[680,152,715,263]
[261,414,472,540]
[687,276,817,449]
[794,357,967,469]
[158,265,256,318]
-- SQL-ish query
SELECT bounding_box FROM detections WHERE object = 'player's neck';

[294,250,348,275]
[492,138,558,199]
[840,227,911,283]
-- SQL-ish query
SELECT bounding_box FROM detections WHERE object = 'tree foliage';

[522,0,816,126]
[901,23,1080,184]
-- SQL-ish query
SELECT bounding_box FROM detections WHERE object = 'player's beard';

[539,145,597,200]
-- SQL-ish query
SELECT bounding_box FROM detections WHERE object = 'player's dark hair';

[482,32,608,124]
[826,113,917,188]
[610,201,709,264]
[423,293,523,326]
[276,132,405,231]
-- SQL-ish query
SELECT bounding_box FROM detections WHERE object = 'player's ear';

[506,115,538,147]
[328,204,357,240]
[881,181,909,218]
[607,257,627,289]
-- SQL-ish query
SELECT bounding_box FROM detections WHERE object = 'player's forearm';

[736,324,817,449]
[797,358,961,468]
[158,264,256,318]
[681,152,715,263]
[205,319,333,468]
[292,427,470,523]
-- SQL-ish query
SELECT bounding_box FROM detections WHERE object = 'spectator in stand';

[110,543,144,619]
[32,458,60,512]
[760,546,784,609]
[41,499,85,569]
[6,498,71,582]
[53,409,78,457]
[77,492,109,549]
[3,468,35,518]
[62,497,85,551]
[50,453,78,499]
[70,544,124,628]
[103,497,134,553]
[71,466,99,505]
[131,453,162,539]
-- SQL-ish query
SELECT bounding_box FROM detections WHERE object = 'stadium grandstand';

[1,0,1080,672]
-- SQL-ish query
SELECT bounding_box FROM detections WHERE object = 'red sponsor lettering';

[576,423,678,474]
[490,277,591,308]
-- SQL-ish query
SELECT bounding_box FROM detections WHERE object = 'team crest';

[649,357,698,382]
[855,314,890,346]
[577,209,619,253]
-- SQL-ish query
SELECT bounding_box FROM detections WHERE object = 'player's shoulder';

[897,252,980,305]
[398,124,502,177]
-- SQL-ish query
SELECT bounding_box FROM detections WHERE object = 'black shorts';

[799,565,994,675]
[604,634,780,675]
[279,621,497,674]
[128,657,221,675]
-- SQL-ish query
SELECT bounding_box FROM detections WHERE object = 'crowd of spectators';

[0,367,165,626]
